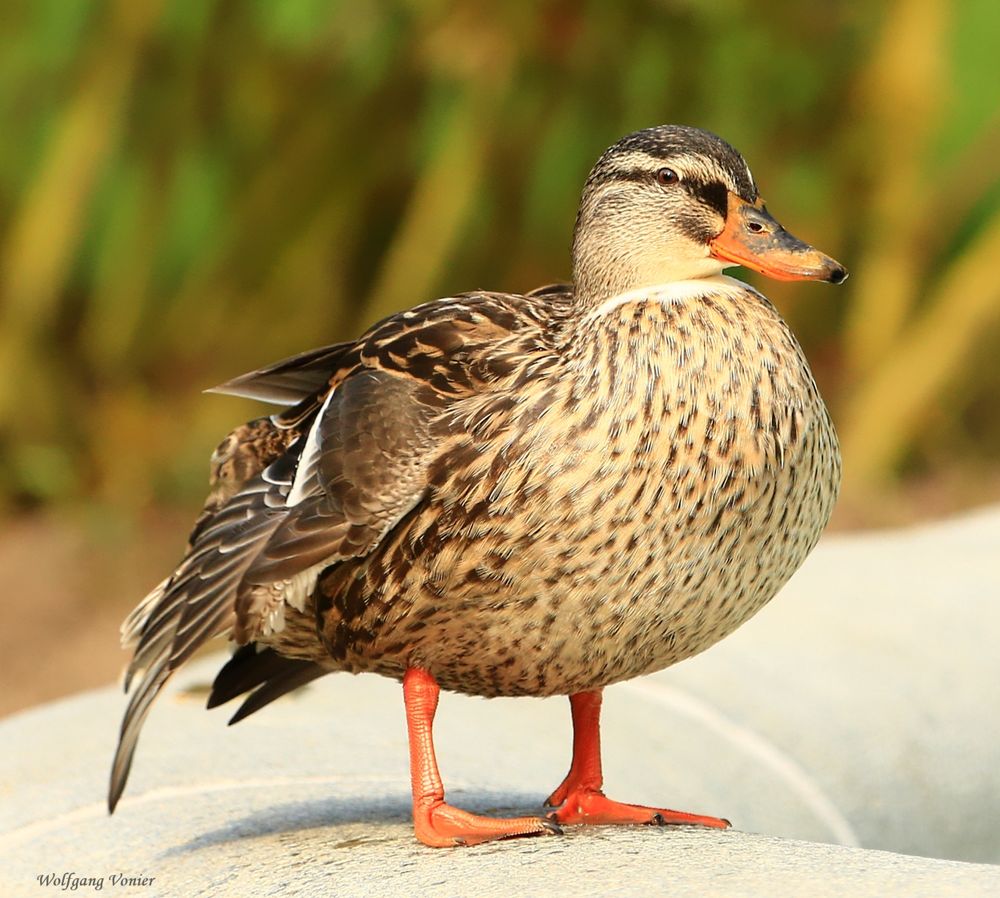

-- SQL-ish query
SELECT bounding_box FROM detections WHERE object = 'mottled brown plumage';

[110,125,846,846]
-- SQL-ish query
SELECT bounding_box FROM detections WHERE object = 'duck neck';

[571,251,729,309]
[569,275,750,333]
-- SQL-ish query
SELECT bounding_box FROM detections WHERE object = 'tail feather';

[108,479,286,813]
[108,660,171,813]
[208,644,288,706]
[208,644,326,724]
[229,665,326,724]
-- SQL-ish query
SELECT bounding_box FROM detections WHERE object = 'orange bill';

[709,193,847,284]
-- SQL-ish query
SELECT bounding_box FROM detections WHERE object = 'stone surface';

[3,507,1000,896]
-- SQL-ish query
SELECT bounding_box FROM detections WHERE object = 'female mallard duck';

[110,125,846,847]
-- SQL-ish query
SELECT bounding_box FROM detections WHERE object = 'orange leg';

[403,667,560,847]
[545,690,730,829]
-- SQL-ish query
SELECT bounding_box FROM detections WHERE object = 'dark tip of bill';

[827,265,848,285]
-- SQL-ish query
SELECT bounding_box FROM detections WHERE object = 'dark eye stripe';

[688,179,728,218]
[593,168,730,218]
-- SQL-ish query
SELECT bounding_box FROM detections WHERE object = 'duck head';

[571,125,847,303]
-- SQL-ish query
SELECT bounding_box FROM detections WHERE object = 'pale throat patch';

[585,275,750,321]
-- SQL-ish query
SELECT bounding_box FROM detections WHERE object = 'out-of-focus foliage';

[0,0,998,515]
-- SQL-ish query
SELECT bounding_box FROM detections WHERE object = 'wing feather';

[207,342,353,405]
[110,288,573,811]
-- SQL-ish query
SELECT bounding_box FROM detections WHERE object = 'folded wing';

[109,290,569,811]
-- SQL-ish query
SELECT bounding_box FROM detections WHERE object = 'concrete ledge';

[3,508,1000,896]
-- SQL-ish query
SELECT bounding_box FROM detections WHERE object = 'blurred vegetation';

[1,0,999,522]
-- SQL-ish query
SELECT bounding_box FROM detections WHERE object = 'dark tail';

[208,644,327,724]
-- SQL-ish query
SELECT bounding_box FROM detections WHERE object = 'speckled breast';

[344,287,840,698]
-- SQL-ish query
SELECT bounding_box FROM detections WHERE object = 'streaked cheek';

[674,204,723,245]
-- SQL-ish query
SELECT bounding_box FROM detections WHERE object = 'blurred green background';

[1,0,998,711]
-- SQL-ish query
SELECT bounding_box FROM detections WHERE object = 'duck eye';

[655,167,679,186]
